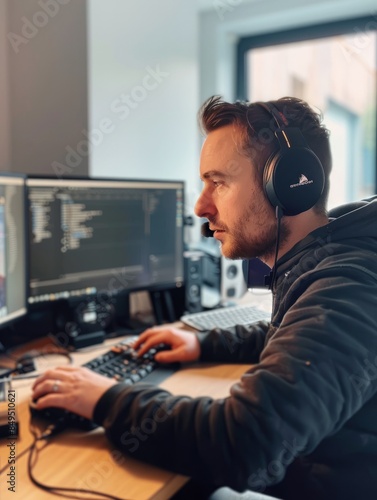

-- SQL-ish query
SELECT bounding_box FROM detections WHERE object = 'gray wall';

[1,0,88,176]
[0,0,10,170]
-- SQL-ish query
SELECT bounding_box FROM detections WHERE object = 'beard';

[211,198,290,262]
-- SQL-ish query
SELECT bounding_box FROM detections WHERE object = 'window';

[237,16,377,209]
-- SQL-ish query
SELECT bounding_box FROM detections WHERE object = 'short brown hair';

[198,95,332,215]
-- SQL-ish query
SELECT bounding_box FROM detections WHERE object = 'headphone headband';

[258,102,289,128]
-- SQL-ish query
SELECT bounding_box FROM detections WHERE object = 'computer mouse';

[29,398,97,432]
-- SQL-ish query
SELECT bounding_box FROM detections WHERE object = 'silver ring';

[52,380,59,393]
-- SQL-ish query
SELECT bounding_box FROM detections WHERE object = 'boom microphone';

[201,221,214,238]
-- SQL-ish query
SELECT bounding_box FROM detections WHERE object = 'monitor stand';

[148,287,185,324]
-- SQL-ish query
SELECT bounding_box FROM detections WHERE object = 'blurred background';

[0,0,376,240]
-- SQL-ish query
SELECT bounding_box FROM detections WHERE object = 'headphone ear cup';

[263,147,325,216]
[263,151,282,210]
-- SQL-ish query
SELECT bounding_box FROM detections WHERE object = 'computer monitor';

[0,173,27,328]
[26,177,184,310]
[242,258,271,289]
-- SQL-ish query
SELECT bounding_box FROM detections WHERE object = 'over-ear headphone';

[258,102,325,216]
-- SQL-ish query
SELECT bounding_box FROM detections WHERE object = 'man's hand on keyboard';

[134,327,201,364]
[32,366,117,420]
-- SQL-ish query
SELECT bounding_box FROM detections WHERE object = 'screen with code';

[27,178,184,304]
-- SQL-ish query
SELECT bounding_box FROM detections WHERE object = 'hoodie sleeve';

[92,268,377,492]
[198,320,270,363]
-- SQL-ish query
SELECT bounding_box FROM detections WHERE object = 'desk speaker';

[221,258,247,300]
[201,252,246,305]
[183,251,203,313]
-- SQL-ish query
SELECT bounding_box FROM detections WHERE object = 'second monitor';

[0,173,27,329]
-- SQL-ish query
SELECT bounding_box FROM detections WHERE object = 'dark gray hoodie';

[94,196,377,500]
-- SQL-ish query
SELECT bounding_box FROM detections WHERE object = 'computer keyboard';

[30,337,178,430]
[180,304,271,331]
[83,337,174,385]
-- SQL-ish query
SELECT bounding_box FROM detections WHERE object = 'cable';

[1,417,128,500]
[27,422,131,500]
[0,420,65,477]
[3,342,73,362]
[1,348,74,381]
[0,357,36,379]
[270,205,283,293]
[0,445,31,475]
[17,348,73,366]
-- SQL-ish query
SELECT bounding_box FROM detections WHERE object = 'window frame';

[236,15,377,195]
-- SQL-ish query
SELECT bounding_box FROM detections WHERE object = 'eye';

[212,179,223,187]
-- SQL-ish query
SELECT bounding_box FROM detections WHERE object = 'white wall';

[87,0,201,221]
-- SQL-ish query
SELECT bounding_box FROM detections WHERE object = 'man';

[32,96,377,500]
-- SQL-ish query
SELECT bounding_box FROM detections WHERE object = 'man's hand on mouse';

[32,366,117,420]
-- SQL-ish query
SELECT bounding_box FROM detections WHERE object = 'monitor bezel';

[0,172,28,329]
[25,174,185,307]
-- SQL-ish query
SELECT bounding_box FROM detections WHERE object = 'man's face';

[194,124,279,261]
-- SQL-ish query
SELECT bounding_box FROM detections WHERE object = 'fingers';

[154,346,186,363]
[32,367,70,390]
[32,366,88,401]
[32,376,69,411]
[133,327,165,350]
[33,392,66,410]
[135,330,172,357]
[32,370,68,400]
[31,366,116,420]
[133,327,200,364]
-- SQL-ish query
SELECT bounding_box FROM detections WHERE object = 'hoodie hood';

[327,195,377,240]
[276,195,377,276]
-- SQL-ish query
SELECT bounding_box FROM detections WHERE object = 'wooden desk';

[0,334,252,500]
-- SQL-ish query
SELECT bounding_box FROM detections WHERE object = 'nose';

[194,187,216,219]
